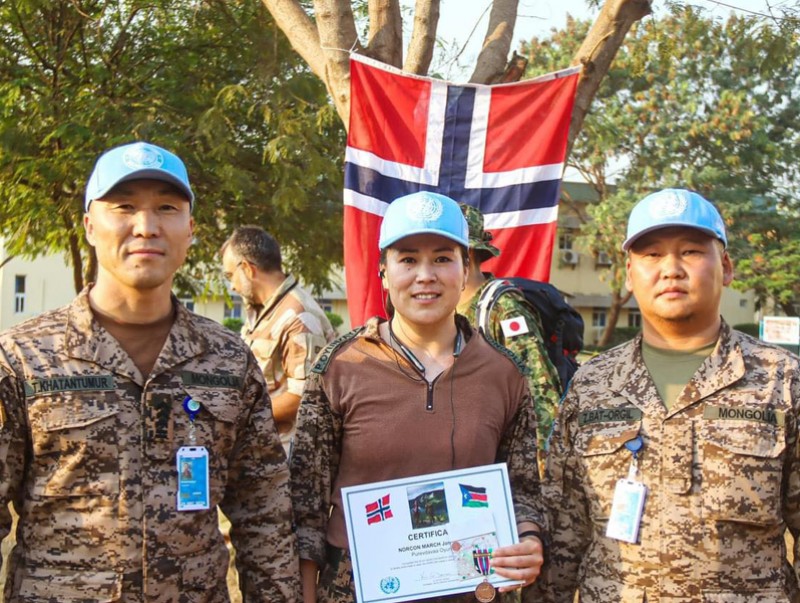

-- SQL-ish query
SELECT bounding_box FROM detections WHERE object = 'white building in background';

[0,240,350,334]
[0,249,76,330]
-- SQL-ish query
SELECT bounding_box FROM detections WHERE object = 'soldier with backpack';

[457,204,568,477]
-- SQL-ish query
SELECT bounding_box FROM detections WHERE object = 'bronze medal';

[474,579,496,602]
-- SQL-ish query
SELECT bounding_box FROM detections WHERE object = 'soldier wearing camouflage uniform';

[546,189,800,602]
[220,226,335,455]
[0,142,298,602]
[457,204,561,477]
[290,191,546,603]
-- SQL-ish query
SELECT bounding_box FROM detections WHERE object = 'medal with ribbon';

[472,546,496,602]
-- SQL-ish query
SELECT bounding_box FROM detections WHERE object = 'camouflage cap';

[460,204,501,262]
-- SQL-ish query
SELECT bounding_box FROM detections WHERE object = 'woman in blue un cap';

[290,191,546,603]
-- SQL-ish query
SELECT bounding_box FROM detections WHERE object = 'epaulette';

[312,326,366,374]
[483,333,532,377]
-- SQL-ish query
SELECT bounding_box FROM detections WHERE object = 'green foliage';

[733,322,760,338]
[605,326,640,347]
[0,0,345,295]
[524,8,800,317]
[222,317,244,333]
[325,310,343,330]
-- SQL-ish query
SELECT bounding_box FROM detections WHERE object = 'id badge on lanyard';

[605,436,647,544]
[176,396,211,511]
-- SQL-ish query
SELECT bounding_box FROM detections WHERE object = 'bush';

[223,317,244,333]
[607,326,641,347]
[325,311,343,331]
[733,323,759,338]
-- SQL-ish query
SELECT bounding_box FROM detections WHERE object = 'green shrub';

[223,317,244,333]
[733,323,759,338]
[325,311,343,330]
[606,326,640,347]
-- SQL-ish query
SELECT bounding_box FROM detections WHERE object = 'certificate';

[341,463,521,603]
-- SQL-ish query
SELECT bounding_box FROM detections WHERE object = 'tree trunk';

[260,0,326,80]
[313,0,363,124]
[780,301,797,317]
[84,247,97,290]
[67,232,85,294]
[598,288,632,347]
[368,0,402,67]
[404,0,440,75]
[567,0,652,157]
[469,0,518,84]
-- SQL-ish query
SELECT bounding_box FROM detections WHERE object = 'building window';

[318,298,333,314]
[14,275,26,314]
[558,232,574,251]
[224,298,242,319]
[628,310,642,328]
[739,299,747,308]
[592,308,607,328]
[180,298,195,312]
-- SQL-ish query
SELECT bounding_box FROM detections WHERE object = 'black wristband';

[518,529,544,541]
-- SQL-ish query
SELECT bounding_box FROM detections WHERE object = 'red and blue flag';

[365,493,394,525]
[344,54,580,325]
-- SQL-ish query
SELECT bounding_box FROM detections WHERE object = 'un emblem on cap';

[649,189,688,219]
[406,194,444,223]
[123,144,164,170]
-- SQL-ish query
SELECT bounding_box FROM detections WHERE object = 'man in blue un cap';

[544,188,800,601]
[0,142,298,601]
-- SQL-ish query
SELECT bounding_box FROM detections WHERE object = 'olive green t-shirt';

[642,340,717,411]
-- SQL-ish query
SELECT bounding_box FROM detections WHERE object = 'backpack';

[477,277,584,394]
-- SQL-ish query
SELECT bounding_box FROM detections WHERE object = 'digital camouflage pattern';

[242,274,335,450]
[0,289,298,602]
[546,322,800,602]
[290,316,543,602]
[458,279,561,477]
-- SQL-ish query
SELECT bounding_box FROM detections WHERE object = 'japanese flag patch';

[500,315,529,338]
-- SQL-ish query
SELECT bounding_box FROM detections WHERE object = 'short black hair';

[220,226,282,273]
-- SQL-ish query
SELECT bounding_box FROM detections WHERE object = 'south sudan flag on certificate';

[460,484,489,508]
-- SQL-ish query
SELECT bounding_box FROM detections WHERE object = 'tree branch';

[260,0,327,80]
[567,0,652,157]
[313,0,363,126]
[469,0,519,84]
[404,0,440,75]
[367,0,402,67]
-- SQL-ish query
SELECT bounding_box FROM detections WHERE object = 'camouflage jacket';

[545,321,800,603]
[0,288,298,602]
[458,277,561,475]
[290,316,544,567]
[243,275,335,444]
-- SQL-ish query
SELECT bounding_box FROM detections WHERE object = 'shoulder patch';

[483,334,531,377]
[312,327,365,374]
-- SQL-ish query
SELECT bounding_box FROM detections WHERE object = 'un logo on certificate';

[380,576,400,594]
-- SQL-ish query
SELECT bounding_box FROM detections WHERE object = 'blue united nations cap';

[622,188,727,251]
[378,191,469,251]
[85,142,195,211]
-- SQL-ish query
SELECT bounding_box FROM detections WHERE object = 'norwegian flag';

[344,54,580,326]
[365,493,394,525]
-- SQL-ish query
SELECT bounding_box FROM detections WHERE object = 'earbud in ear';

[378,269,385,278]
